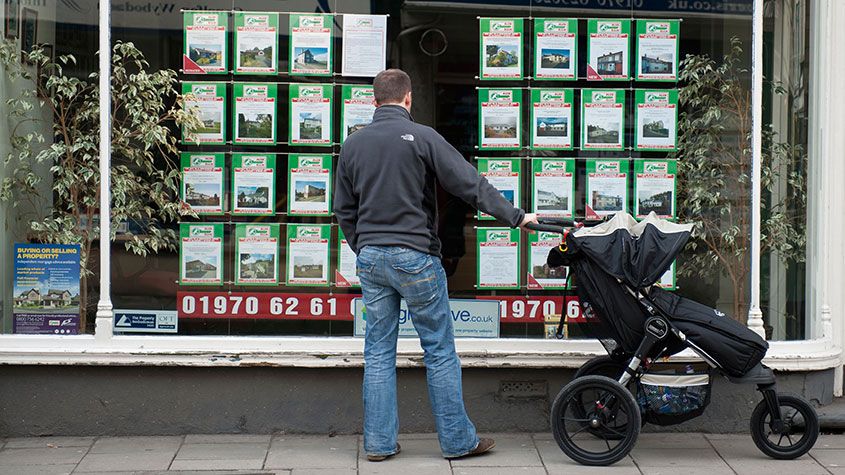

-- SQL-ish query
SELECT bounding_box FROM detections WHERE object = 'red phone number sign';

[477,295,587,323]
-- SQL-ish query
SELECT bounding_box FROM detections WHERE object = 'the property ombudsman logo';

[596,161,620,172]
[242,156,268,167]
[190,155,215,167]
[192,85,217,96]
[246,225,271,237]
[190,226,214,237]
[244,85,268,97]
[487,230,510,241]
[593,91,617,102]
[194,14,219,26]
[646,92,669,103]
[297,227,321,239]
[489,90,513,102]
[542,161,566,171]
[646,22,671,34]
[645,162,669,173]
[598,21,622,33]
[488,160,511,171]
[298,156,323,168]
[355,17,374,27]
[245,14,269,27]
[540,91,564,102]
[352,88,374,99]
[545,21,569,33]
[300,16,324,28]
[300,86,323,98]
[490,20,514,32]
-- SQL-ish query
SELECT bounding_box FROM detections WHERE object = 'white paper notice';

[342,14,387,77]
[337,239,360,287]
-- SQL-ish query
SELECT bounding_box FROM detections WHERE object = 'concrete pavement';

[0,432,843,474]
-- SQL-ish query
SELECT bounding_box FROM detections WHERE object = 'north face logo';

[401,134,414,142]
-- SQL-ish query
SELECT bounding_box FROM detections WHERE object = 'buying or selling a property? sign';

[13,243,81,334]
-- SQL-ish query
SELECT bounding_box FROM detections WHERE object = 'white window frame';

[0,1,842,389]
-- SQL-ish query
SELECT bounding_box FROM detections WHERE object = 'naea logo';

[596,161,620,173]
[545,21,569,33]
[598,21,622,33]
[298,156,323,168]
[487,230,511,241]
[645,92,669,103]
[245,14,269,27]
[192,85,217,96]
[646,22,671,34]
[489,90,513,102]
[592,91,617,102]
[490,20,514,32]
[190,156,215,167]
[540,91,564,102]
[300,16,324,28]
[352,88,374,99]
[644,162,669,173]
[246,225,271,237]
[244,85,268,97]
[300,86,323,98]
[194,14,219,26]
[297,227,322,239]
[542,161,566,171]
[488,160,512,171]
[190,226,215,237]
[242,156,268,167]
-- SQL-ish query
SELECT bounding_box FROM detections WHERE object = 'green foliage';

[0,40,201,327]
[673,37,806,322]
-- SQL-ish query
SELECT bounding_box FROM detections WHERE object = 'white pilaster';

[94,0,113,342]
[747,0,765,338]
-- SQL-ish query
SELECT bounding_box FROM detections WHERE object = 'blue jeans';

[357,245,480,458]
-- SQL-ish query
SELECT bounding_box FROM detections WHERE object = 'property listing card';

[288,154,332,216]
[183,11,228,74]
[581,89,625,151]
[530,88,574,150]
[289,13,333,77]
[531,158,575,219]
[527,231,569,290]
[635,89,678,151]
[477,227,520,290]
[586,159,629,217]
[231,154,276,216]
[636,19,680,81]
[181,153,225,216]
[587,18,631,81]
[479,17,524,80]
[336,228,360,288]
[286,224,331,287]
[181,82,226,145]
[341,85,376,143]
[179,223,224,286]
[289,83,333,146]
[634,159,677,219]
[478,88,522,150]
[233,83,277,146]
[234,223,280,286]
[234,12,278,75]
[341,14,388,77]
[534,18,577,80]
[477,158,521,221]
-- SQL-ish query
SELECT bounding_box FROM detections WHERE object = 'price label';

[177,292,359,320]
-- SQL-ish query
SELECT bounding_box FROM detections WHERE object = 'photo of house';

[184,258,218,279]
[294,181,327,203]
[14,286,79,311]
[299,112,323,139]
[587,122,620,144]
[293,47,328,70]
[197,109,222,134]
[237,112,273,139]
[236,186,270,208]
[641,54,673,74]
[638,190,673,216]
[185,183,221,207]
[486,44,519,67]
[484,117,517,139]
[596,50,623,74]
[536,117,568,137]
[239,43,273,69]
[346,117,371,136]
[541,48,570,69]
[293,256,324,279]
[189,45,223,67]
[643,119,670,138]
[592,190,624,211]
[533,263,568,281]
[536,188,569,211]
[239,253,275,280]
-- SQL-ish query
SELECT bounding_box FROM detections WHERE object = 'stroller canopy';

[571,212,693,288]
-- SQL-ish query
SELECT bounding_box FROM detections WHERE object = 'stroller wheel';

[573,356,634,440]
[551,375,641,466]
[750,393,819,460]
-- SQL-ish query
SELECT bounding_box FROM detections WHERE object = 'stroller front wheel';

[551,375,641,466]
[750,393,819,460]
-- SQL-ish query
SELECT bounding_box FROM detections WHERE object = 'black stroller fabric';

[648,287,769,377]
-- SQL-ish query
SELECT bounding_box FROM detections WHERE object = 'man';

[334,69,537,461]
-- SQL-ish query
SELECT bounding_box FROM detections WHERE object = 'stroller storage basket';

[637,368,712,426]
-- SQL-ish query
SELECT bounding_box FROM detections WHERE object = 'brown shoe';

[447,438,496,459]
[367,443,401,462]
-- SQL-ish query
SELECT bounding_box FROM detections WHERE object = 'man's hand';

[519,212,539,232]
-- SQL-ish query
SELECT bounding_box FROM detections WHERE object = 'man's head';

[373,69,412,111]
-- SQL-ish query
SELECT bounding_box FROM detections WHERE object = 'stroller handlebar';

[526,223,568,233]
[526,217,608,234]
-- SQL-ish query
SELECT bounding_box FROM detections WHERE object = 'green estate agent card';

[634,90,678,151]
[476,227,520,290]
[286,224,331,287]
[289,83,334,146]
[477,158,521,221]
[231,154,277,216]
[287,154,332,216]
[478,88,522,150]
[581,89,625,151]
[233,83,277,146]
[586,18,631,81]
[179,223,224,286]
[289,13,333,77]
[534,18,577,80]
[183,11,228,74]
[530,88,574,150]
[531,158,575,219]
[234,12,279,75]
[181,82,226,145]
[234,223,280,286]
[341,85,375,143]
[528,231,569,290]
[634,160,677,219]
[181,153,225,216]
[586,159,629,217]
[636,19,680,82]
[479,17,524,80]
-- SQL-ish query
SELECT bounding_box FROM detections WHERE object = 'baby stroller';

[526,212,819,466]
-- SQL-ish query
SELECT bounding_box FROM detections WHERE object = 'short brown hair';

[373,69,412,105]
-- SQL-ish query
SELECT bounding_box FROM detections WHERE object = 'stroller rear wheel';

[551,375,641,466]
[750,393,819,460]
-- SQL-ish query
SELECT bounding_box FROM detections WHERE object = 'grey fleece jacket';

[334,105,525,257]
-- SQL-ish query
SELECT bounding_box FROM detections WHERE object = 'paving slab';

[0,465,77,475]
[811,448,845,468]
[0,446,88,466]
[630,447,728,468]
[73,451,176,472]
[184,434,272,445]
[448,434,542,467]
[357,438,450,475]
[638,467,735,475]
[707,437,829,475]
[88,436,183,454]
[290,470,356,475]
[3,437,95,449]
[817,434,845,449]
[534,438,640,475]
[452,467,547,475]
[265,436,357,470]
[633,432,712,449]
